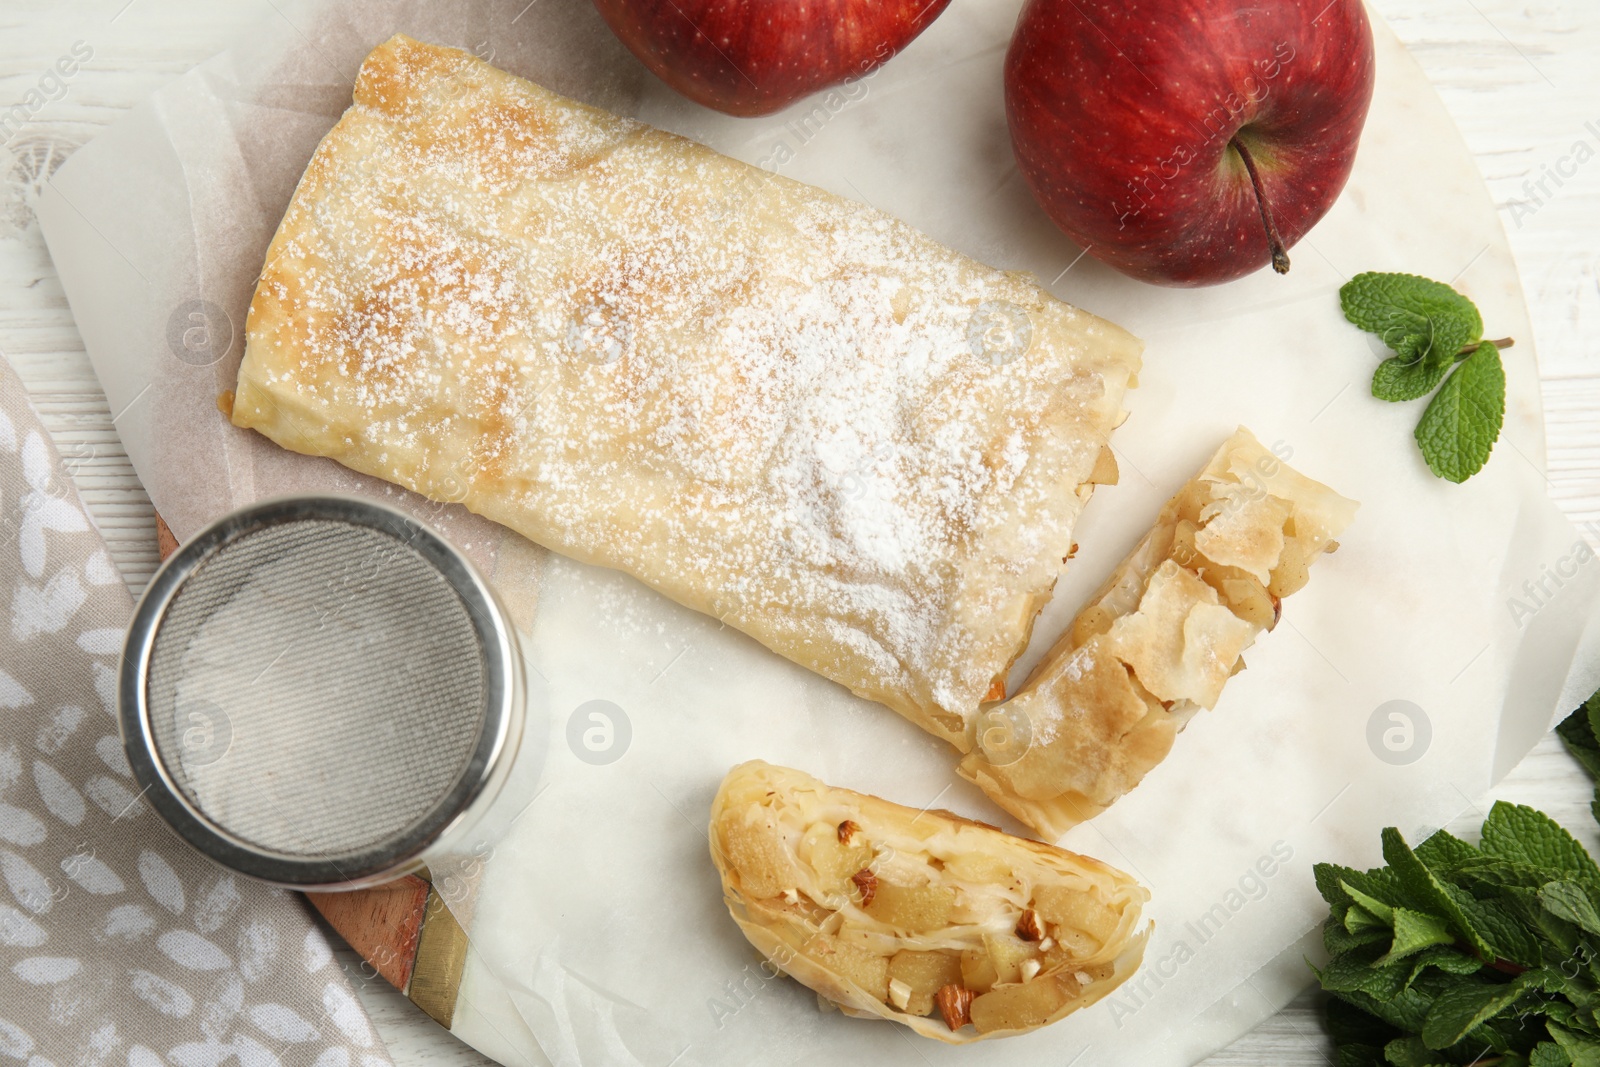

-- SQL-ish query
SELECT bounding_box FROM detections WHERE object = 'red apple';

[1006,0,1376,286]
[591,0,952,117]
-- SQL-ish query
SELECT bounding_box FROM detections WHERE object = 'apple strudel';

[232,35,1143,747]
[709,761,1148,1041]
[957,428,1357,838]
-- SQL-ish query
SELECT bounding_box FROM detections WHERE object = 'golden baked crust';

[709,761,1148,1042]
[233,35,1142,746]
[958,428,1358,837]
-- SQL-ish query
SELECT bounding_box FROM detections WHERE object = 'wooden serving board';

[153,515,468,1028]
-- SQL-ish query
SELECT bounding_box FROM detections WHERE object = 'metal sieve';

[120,497,522,890]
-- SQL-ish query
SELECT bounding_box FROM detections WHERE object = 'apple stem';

[1231,136,1291,275]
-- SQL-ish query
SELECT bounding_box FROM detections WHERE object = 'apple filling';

[710,761,1148,1042]
[957,427,1358,839]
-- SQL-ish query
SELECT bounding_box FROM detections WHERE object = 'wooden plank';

[154,511,178,560]
[307,876,432,993]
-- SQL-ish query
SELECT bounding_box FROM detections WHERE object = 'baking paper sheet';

[35,1,1600,1064]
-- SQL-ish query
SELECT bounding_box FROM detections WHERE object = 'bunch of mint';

[1314,687,1600,1066]
[1340,272,1511,484]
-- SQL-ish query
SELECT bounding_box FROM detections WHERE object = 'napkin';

[0,358,389,1067]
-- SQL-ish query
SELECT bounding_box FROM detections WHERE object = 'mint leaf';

[1320,950,1414,999]
[1532,1042,1576,1067]
[1373,351,1453,403]
[1557,704,1600,782]
[1519,967,1598,1006]
[1383,1034,1451,1065]
[1345,881,1398,924]
[1414,341,1505,482]
[1317,862,1361,907]
[1378,909,1456,965]
[1417,830,1482,874]
[1539,882,1600,937]
[1557,691,1600,789]
[1335,986,1436,1034]
[1318,863,1415,911]
[1455,856,1577,893]
[1347,904,1392,937]
[1502,885,1587,960]
[1407,946,1482,984]
[1327,915,1390,955]
[1420,977,1531,1048]
[1481,803,1600,885]
[1549,1023,1600,1067]
[1450,890,1543,966]
[1340,272,1483,369]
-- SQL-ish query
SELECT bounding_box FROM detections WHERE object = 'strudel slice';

[232,35,1142,747]
[958,429,1357,838]
[710,761,1148,1041]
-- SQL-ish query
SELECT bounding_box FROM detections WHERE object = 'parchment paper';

[35,1,1600,1065]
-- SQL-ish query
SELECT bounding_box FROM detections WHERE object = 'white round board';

[34,1,1599,1065]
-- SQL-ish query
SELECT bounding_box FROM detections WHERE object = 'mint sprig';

[1314,685,1600,1066]
[1340,272,1512,484]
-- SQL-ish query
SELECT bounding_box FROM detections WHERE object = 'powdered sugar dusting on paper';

[235,35,1141,735]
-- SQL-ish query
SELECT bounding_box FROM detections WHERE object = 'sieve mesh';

[144,518,488,861]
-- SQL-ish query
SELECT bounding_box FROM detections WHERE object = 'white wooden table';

[3,1,1596,1062]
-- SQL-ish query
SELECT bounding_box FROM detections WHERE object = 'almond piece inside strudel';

[710,761,1148,1042]
[231,35,1142,751]
[957,428,1358,838]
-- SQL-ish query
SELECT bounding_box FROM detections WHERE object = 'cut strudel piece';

[232,35,1142,749]
[710,761,1148,1042]
[958,428,1357,838]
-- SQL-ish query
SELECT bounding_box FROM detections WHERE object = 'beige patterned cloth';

[0,358,390,1067]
